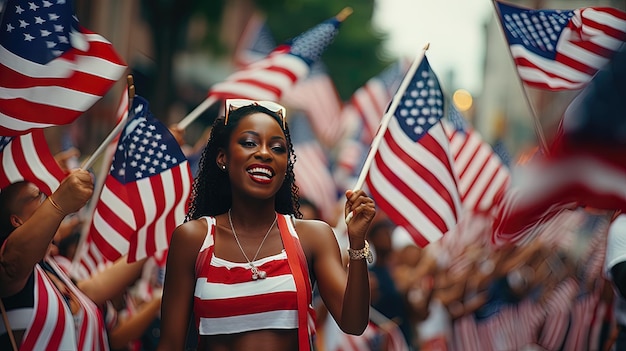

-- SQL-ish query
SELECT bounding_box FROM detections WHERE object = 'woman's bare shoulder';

[292,218,338,249]
[171,218,211,249]
[292,218,334,234]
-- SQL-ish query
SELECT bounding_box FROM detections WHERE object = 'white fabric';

[605,214,626,326]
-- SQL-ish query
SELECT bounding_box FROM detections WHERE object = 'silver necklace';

[228,209,277,280]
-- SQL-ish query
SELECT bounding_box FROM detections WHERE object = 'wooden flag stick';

[71,75,135,274]
[336,7,353,22]
[176,95,218,130]
[80,76,135,170]
[345,43,430,224]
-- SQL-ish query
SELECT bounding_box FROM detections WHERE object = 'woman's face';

[220,112,289,200]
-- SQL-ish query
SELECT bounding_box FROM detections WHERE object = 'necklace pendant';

[250,265,266,280]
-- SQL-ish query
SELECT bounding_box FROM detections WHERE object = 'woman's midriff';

[197,329,299,351]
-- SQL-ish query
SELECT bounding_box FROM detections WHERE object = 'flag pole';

[176,95,218,130]
[351,43,430,192]
[344,43,430,224]
[491,0,549,154]
[80,76,135,170]
[71,76,135,275]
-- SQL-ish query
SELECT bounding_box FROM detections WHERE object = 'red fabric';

[278,215,313,350]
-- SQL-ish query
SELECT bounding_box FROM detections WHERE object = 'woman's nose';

[255,144,272,160]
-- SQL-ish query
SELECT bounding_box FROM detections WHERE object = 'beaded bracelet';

[48,196,67,216]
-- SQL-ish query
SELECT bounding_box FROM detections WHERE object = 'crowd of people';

[0,97,625,351]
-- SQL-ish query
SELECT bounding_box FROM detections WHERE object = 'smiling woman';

[157,99,377,351]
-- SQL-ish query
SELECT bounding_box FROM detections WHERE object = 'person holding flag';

[157,99,376,351]
[0,169,152,351]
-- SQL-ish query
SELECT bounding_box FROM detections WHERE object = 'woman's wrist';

[47,196,67,216]
[347,235,366,249]
[347,240,373,263]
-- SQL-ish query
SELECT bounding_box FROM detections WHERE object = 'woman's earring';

[222,165,226,170]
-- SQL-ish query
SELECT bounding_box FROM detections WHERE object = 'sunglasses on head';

[224,99,287,129]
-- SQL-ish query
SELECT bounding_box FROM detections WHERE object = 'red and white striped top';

[193,215,315,336]
[0,258,109,350]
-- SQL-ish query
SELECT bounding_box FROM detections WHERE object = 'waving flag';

[496,0,626,91]
[0,130,65,194]
[492,47,626,245]
[333,135,367,193]
[492,139,512,168]
[0,0,127,136]
[282,62,343,146]
[290,111,337,222]
[444,104,510,215]
[334,60,409,189]
[365,57,461,247]
[341,60,409,145]
[209,14,342,102]
[232,12,276,68]
[87,96,192,263]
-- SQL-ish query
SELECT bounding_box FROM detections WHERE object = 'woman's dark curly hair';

[186,104,301,221]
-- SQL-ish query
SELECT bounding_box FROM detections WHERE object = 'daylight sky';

[373,0,495,95]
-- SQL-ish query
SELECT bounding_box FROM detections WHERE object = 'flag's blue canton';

[499,3,573,60]
[0,136,13,152]
[492,140,512,168]
[395,57,444,142]
[1,0,80,64]
[110,96,186,184]
[290,110,317,144]
[288,18,339,65]
[378,61,404,95]
[250,22,275,55]
[447,102,469,133]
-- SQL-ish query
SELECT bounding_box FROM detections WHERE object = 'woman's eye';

[240,140,257,147]
[271,143,287,153]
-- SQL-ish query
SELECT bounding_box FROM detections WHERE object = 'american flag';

[496,1,626,91]
[99,84,130,168]
[341,59,409,145]
[290,111,337,223]
[492,46,626,245]
[334,60,410,192]
[281,62,343,147]
[332,135,367,194]
[365,56,461,247]
[0,0,126,136]
[492,138,512,168]
[232,12,276,68]
[86,96,192,263]
[72,87,130,278]
[0,129,65,194]
[490,163,580,247]
[443,103,510,215]
[209,15,341,102]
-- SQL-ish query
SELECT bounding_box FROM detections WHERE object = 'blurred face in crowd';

[369,222,394,260]
[8,182,45,228]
